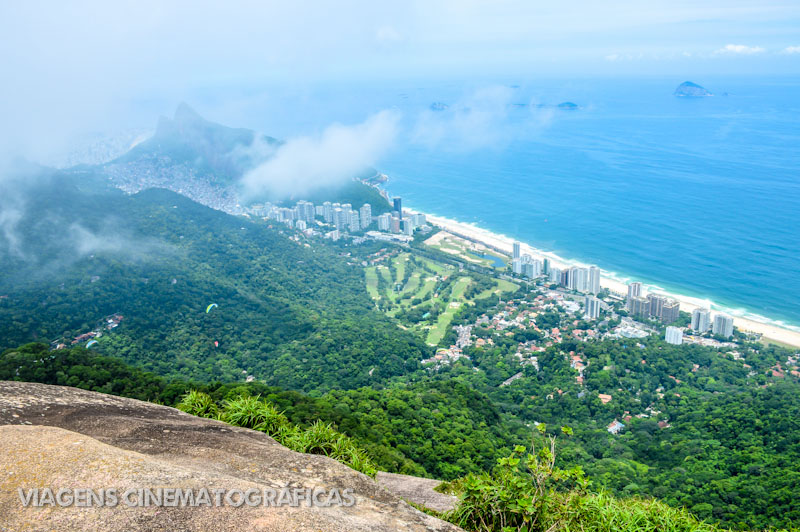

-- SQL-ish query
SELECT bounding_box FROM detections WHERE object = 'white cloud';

[0,206,25,259]
[781,46,800,54]
[411,85,515,151]
[240,110,400,199]
[604,54,619,62]
[714,44,765,55]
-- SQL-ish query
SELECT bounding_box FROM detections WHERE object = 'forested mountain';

[3,108,800,530]
[0,170,427,392]
[109,102,279,186]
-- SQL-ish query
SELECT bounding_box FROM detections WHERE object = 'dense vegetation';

[4,339,800,530]
[411,292,800,529]
[2,119,800,530]
[437,430,724,532]
[1,343,743,532]
[178,389,377,476]
[0,173,428,393]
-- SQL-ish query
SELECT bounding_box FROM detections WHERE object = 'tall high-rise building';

[626,282,643,311]
[665,326,683,345]
[561,269,571,288]
[645,294,679,323]
[349,211,361,233]
[377,213,391,231]
[401,217,415,233]
[712,314,734,338]
[393,197,402,215]
[333,208,346,231]
[647,294,666,320]
[390,216,401,233]
[588,266,601,294]
[359,204,372,228]
[629,296,649,318]
[549,267,561,284]
[295,200,315,222]
[691,308,711,333]
[522,263,535,278]
[662,300,680,324]
[543,258,550,275]
[584,295,600,319]
[628,282,642,298]
[512,258,522,275]
[532,259,543,278]
[571,267,589,292]
[513,242,521,260]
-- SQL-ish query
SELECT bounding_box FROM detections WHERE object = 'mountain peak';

[173,102,204,124]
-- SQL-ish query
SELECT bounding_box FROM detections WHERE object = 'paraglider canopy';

[86,340,98,348]
[205,303,218,314]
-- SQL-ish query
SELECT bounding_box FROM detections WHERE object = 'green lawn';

[426,277,472,345]
[365,267,380,300]
[393,254,408,285]
[364,253,515,346]
[401,273,421,297]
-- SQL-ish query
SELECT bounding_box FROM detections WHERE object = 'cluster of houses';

[51,314,124,350]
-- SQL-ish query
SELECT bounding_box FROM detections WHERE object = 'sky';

[1,0,799,162]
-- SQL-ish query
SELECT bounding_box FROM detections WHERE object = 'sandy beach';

[413,210,800,349]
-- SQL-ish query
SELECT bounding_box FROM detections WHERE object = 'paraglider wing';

[86,340,98,348]
[205,303,218,314]
[214,341,219,348]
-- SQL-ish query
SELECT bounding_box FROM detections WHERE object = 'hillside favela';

[2,3,800,532]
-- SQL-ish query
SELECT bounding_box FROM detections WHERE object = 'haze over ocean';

[244,76,798,328]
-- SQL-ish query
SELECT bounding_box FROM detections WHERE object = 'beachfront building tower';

[393,197,402,216]
[712,314,734,338]
[532,259,543,278]
[571,267,589,293]
[661,299,680,324]
[629,296,649,318]
[691,308,711,333]
[512,258,522,275]
[665,326,684,345]
[543,258,550,275]
[589,266,601,294]
[626,282,643,311]
[513,241,521,260]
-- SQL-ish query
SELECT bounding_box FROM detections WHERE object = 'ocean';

[222,77,800,328]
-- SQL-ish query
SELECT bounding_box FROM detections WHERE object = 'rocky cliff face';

[0,381,461,532]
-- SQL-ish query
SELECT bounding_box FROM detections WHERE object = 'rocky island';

[674,81,713,97]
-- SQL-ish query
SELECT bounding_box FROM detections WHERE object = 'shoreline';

[406,208,800,349]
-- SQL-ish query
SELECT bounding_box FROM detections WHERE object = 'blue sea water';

[223,77,800,328]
